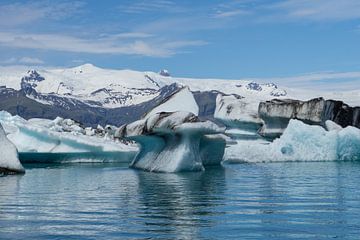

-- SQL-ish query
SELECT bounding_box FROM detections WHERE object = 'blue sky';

[1,0,360,89]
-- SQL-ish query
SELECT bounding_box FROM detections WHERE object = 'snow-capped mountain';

[1,63,292,108]
[1,63,360,107]
[0,63,359,127]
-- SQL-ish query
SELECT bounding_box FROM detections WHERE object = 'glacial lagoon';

[1,161,360,240]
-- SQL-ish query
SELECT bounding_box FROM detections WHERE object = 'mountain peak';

[71,63,100,73]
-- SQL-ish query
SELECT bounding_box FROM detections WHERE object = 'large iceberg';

[116,111,226,172]
[0,111,137,163]
[214,93,264,141]
[224,119,360,163]
[259,97,360,138]
[0,122,25,174]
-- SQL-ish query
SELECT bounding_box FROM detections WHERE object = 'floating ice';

[0,122,25,174]
[214,94,262,126]
[117,111,226,172]
[224,119,360,163]
[259,97,360,138]
[0,111,137,163]
[214,94,264,142]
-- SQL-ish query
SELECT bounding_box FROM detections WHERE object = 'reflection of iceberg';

[117,112,226,172]
[224,119,360,163]
[135,167,226,239]
[0,111,137,163]
[0,122,25,174]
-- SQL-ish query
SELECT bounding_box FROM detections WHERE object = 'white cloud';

[1,56,44,65]
[253,71,360,90]
[19,57,44,64]
[1,57,18,64]
[214,9,251,18]
[0,32,205,57]
[119,0,183,14]
[0,1,85,27]
[265,0,360,22]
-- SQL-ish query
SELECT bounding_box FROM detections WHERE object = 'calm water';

[1,162,360,239]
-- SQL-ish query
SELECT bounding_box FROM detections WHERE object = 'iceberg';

[0,111,137,163]
[224,119,360,163]
[116,111,226,172]
[144,86,199,118]
[214,94,262,127]
[259,97,360,138]
[0,122,25,174]
[214,93,264,142]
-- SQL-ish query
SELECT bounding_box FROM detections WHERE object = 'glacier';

[0,111,137,163]
[0,122,25,174]
[224,119,360,163]
[116,111,226,172]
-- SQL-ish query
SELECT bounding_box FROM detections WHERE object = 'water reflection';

[1,162,360,239]
[135,166,226,239]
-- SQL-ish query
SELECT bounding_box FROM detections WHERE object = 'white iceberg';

[117,111,226,172]
[144,86,199,118]
[0,111,137,163]
[0,122,25,174]
[224,119,360,163]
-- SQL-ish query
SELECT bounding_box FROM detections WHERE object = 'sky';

[0,0,360,90]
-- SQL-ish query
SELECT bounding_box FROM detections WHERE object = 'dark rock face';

[20,70,45,94]
[259,97,360,138]
[159,69,170,77]
[246,82,262,91]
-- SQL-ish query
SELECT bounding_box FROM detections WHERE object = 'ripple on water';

[0,162,360,239]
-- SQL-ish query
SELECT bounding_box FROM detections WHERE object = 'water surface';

[1,162,360,239]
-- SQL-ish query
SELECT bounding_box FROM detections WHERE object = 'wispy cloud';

[213,9,251,18]
[119,0,183,14]
[0,1,85,27]
[255,71,360,90]
[269,0,360,22]
[0,32,205,57]
[1,56,44,65]
[19,57,44,65]
[211,0,360,23]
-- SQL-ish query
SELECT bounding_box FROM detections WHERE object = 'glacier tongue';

[0,122,25,174]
